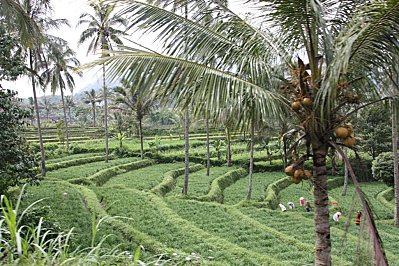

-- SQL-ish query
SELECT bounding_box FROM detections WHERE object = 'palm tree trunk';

[312,140,331,265]
[92,103,96,127]
[60,87,70,150]
[183,107,190,195]
[103,64,109,163]
[227,127,232,167]
[330,148,336,176]
[29,50,46,176]
[206,112,210,176]
[392,87,399,225]
[139,118,144,159]
[342,148,349,196]
[247,119,254,200]
[68,107,72,122]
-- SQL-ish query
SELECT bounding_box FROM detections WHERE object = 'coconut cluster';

[291,97,312,112]
[335,125,356,147]
[284,164,312,184]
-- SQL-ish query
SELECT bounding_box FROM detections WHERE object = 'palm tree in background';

[43,42,80,150]
[113,80,158,159]
[65,95,75,122]
[77,0,127,162]
[96,0,399,264]
[39,97,53,120]
[83,89,101,127]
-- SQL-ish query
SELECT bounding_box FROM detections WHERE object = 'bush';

[151,164,204,196]
[263,177,292,209]
[372,152,395,186]
[196,168,247,203]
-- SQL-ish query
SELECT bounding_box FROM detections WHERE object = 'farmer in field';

[305,201,311,213]
[279,203,287,212]
[333,211,342,222]
[287,201,295,209]
[299,197,305,206]
[355,210,362,225]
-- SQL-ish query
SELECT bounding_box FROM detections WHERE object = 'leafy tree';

[0,23,25,81]
[98,1,399,263]
[77,0,127,162]
[0,88,39,194]
[355,106,391,159]
[372,152,396,186]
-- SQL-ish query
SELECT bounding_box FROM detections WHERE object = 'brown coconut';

[291,101,302,111]
[343,136,356,146]
[303,170,312,180]
[335,127,349,139]
[294,169,305,179]
[292,176,301,184]
[302,97,312,107]
[285,165,295,176]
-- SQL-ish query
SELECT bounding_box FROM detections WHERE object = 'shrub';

[196,168,247,203]
[151,164,204,196]
[372,152,395,186]
[0,88,39,194]
[263,177,292,209]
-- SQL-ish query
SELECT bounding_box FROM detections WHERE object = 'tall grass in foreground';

[0,187,129,265]
[0,186,203,265]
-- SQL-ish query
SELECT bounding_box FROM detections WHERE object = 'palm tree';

[20,0,67,176]
[43,42,80,150]
[92,1,399,264]
[39,97,53,120]
[83,89,101,127]
[77,0,127,162]
[0,0,43,48]
[205,110,211,176]
[388,63,399,225]
[113,80,158,159]
[65,95,75,122]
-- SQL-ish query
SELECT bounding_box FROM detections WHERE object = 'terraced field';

[170,166,236,197]
[46,157,137,180]
[19,146,399,265]
[224,172,284,204]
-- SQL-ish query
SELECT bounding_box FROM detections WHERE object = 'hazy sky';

[4,0,247,98]
[3,0,103,98]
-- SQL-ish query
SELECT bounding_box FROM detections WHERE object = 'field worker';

[305,201,311,213]
[279,203,287,212]
[299,197,305,206]
[355,210,362,226]
[333,211,342,222]
[287,201,295,209]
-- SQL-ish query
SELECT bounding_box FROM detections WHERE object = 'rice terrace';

[1,0,399,265]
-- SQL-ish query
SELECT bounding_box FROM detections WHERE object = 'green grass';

[97,187,283,265]
[223,172,284,204]
[277,180,314,211]
[46,157,136,180]
[104,163,186,191]
[328,182,393,220]
[171,166,236,197]
[166,198,316,265]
